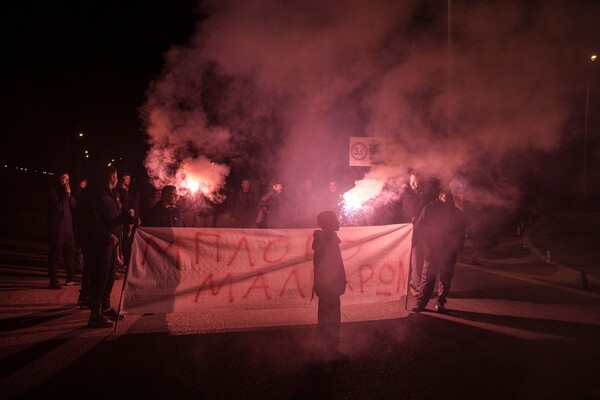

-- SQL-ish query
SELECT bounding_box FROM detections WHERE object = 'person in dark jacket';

[117,172,137,271]
[412,190,466,313]
[257,179,287,229]
[312,210,347,361]
[46,172,78,289]
[230,179,258,228]
[400,173,428,296]
[87,166,132,327]
[143,185,185,227]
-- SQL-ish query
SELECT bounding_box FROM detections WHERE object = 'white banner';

[121,224,412,316]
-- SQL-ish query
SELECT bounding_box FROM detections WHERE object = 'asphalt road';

[1,214,600,399]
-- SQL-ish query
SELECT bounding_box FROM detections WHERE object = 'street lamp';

[583,54,597,206]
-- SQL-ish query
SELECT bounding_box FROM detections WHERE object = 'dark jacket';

[258,191,287,229]
[413,200,466,262]
[144,203,185,227]
[47,184,76,236]
[89,188,125,247]
[231,190,258,228]
[312,230,347,297]
[400,186,425,223]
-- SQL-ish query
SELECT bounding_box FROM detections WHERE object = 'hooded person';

[311,210,347,362]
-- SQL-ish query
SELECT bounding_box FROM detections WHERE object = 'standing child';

[312,211,347,361]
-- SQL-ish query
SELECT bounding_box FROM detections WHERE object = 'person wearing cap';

[412,189,466,313]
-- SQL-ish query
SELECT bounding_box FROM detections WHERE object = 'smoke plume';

[142,0,598,209]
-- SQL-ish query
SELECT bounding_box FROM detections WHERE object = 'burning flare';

[342,178,384,210]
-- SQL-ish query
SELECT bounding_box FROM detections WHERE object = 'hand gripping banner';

[121,224,413,317]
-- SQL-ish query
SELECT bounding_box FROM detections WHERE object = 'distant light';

[111,159,115,162]
[4,165,7,168]
[78,132,84,137]
[119,158,123,160]
[84,150,89,154]
[592,55,597,62]
[85,155,89,158]
[108,162,112,166]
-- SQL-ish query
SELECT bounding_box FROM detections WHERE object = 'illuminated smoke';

[142,0,599,209]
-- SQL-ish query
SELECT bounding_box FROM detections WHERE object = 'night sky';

[0,1,198,174]
[1,0,599,211]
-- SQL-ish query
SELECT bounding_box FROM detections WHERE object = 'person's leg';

[62,232,76,282]
[87,245,113,327]
[410,243,424,291]
[316,295,342,359]
[101,245,117,309]
[101,245,122,320]
[415,258,440,310]
[436,260,455,310]
[47,234,61,288]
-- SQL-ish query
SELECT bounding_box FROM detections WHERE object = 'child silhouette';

[312,210,347,361]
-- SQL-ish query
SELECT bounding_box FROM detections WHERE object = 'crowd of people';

[46,167,465,330]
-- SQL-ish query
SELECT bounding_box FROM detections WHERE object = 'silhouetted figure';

[412,190,466,313]
[312,211,347,362]
[257,179,287,229]
[87,166,131,327]
[143,185,185,227]
[117,172,137,271]
[46,172,78,289]
[399,173,427,295]
[72,177,88,276]
[75,178,93,308]
[230,179,258,228]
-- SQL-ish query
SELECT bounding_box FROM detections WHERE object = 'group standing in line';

[47,168,465,328]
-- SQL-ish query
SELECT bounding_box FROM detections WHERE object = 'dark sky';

[0,1,198,174]
[1,0,598,211]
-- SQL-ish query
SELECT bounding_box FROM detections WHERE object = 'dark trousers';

[416,257,455,307]
[121,225,135,266]
[88,243,117,315]
[410,242,424,289]
[47,232,75,282]
[315,295,341,358]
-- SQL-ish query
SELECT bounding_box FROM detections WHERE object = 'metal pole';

[583,80,589,206]
[447,0,453,137]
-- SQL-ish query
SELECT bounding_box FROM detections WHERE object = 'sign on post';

[349,137,382,166]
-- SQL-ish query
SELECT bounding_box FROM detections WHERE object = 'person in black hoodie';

[412,190,466,314]
[86,166,135,327]
[46,172,78,289]
[312,210,347,362]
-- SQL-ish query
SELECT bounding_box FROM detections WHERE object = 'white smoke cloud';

[142,0,599,209]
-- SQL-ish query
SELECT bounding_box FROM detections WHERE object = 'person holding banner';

[400,173,427,296]
[312,211,347,362]
[412,190,465,314]
[87,166,131,327]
